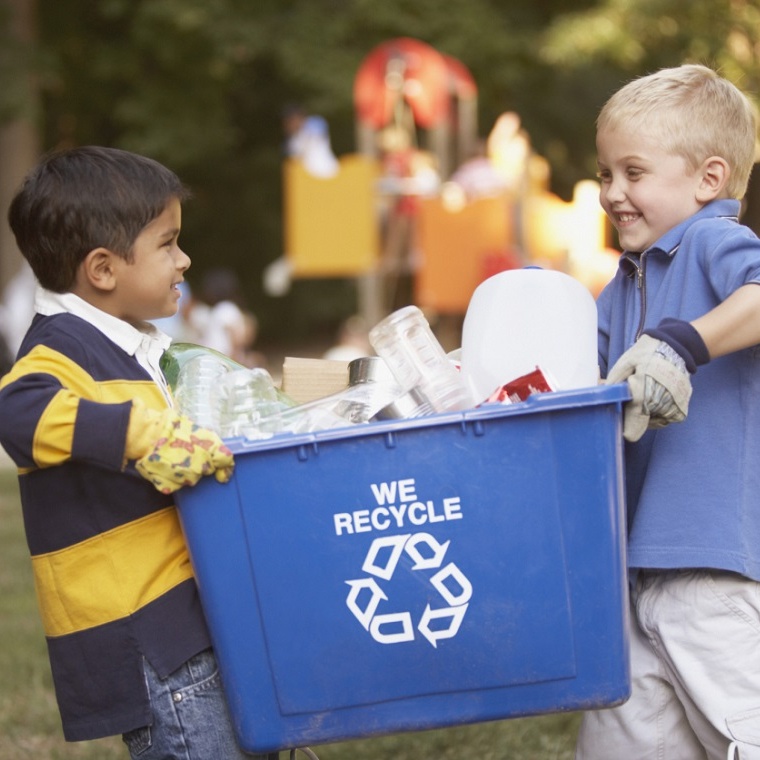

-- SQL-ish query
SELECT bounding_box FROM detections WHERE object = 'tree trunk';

[0,0,40,293]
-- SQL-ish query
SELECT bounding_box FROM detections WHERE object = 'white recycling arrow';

[418,603,469,648]
[370,611,414,644]
[430,562,473,606]
[345,530,472,647]
[345,578,387,630]
[404,532,450,570]
[362,534,411,580]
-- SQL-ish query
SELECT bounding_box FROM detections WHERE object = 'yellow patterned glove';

[126,399,234,494]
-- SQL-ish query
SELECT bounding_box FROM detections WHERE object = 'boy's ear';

[81,248,119,292]
[696,156,730,202]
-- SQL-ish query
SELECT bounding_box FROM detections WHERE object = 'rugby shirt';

[0,307,211,741]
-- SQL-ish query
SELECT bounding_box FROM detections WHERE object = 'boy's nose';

[176,247,191,271]
[604,177,626,203]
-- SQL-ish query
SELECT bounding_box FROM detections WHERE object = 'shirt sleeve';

[0,344,131,471]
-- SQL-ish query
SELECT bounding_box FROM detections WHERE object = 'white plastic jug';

[460,268,599,403]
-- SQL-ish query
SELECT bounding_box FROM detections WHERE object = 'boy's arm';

[0,355,127,471]
[0,347,233,492]
[607,283,760,441]
[691,283,760,358]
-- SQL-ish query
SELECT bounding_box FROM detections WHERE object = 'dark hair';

[8,145,190,292]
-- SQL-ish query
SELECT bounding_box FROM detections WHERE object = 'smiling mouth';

[615,212,640,224]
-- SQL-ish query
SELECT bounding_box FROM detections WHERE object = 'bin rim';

[221,382,630,456]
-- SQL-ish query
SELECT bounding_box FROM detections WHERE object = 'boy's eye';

[596,170,611,183]
[626,168,643,180]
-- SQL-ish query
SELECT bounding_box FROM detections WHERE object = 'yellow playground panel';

[414,194,518,314]
[284,154,381,277]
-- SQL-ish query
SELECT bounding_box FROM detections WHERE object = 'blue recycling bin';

[175,383,631,753]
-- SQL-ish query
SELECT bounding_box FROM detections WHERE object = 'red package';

[486,367,557,404]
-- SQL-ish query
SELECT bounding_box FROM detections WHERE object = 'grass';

[0,467,581,759]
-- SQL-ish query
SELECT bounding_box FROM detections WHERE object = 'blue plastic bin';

[176,383,631,753]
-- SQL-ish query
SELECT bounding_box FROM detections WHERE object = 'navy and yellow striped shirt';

[0,308,211,741]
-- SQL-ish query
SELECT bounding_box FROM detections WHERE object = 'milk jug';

[460,268,599,403]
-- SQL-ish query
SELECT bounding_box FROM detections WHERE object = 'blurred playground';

[273,37,619,341]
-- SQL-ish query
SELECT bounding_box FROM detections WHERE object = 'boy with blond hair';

[578,63,760,759]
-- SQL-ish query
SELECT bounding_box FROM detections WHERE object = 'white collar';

[34,287,172,356]
[34,287,174,405]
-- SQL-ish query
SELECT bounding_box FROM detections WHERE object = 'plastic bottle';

[172,354,230,432]
[216,368,296,439]
[165,343,296,438]
[368,305,475,415]
[256,375,404,434]
[161,342,245,391]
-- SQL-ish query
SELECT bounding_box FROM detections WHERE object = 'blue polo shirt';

[597,199,760,581]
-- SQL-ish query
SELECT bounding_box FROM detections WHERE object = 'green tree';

[3,0,759,344]
[539,0,760,186]
[8,0,587,342]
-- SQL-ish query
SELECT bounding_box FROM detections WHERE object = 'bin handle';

[296,443,319,461]
[290,748,320,760]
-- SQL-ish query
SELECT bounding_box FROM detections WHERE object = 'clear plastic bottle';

[172,354,230,432]
[165,343,296,438]
[216,368,296,439]
[256,377,403,434]
[369,306,475,415]
[160,342,241,392]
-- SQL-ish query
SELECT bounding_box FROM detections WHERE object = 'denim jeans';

[122,648,274,760]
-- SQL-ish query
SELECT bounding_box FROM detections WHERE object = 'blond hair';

[597,64,757,199]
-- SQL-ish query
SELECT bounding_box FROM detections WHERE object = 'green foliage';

[540,0,760,91]
[4,0,760,346]
[536,0,760,196]
[0,3,37,123]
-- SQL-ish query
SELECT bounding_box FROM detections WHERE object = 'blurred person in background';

[282,103,339,178]
[0,261,36,360]
[192,267,263,367]
[323,314,372,362]
[150,280,199,343]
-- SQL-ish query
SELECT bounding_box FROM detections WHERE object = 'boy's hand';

[606,318,710,441]
[606,335,693,441]
[126,399,234,494]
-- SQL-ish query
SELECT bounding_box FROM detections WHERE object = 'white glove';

[606,335,693,442]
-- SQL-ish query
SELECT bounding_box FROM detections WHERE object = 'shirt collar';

[645,198,741,258]
[617,198,741,276]
[34,287,172,356]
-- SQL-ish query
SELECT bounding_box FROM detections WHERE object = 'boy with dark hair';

[0,146,263,759]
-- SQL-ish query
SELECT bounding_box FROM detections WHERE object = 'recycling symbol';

[345,532,472,648]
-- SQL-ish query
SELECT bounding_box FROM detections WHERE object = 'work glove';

[605,318,710,442]
[126,398,234,494]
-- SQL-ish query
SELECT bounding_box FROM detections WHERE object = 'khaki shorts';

[576,569,760,760]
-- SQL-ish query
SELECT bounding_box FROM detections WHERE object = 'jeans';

[122,648,273,760]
